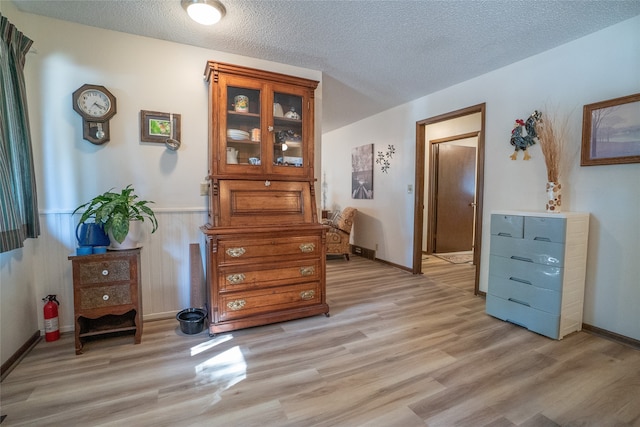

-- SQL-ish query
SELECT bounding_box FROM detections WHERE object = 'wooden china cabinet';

[202,61,329,335]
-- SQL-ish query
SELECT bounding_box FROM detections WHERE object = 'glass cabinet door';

[225,85,262,167]
[272,91,304,170]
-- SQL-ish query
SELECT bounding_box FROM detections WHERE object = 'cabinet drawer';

[491,214,523,238]
[219,235,321,263]
[78,259,131,285]
[78,283,132,309]
[490,235,565,267]
[219,259,321,292]
[489,255,562,292]
[525,217,566,243]
[218,282,321,321]
[488,275,561,314]
[486,294,560,339]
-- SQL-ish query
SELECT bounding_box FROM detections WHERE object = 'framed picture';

[140,110,181,143]
[581,93,640,166]
[352,144,374,199]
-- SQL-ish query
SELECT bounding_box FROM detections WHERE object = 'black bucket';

[176,308,207,335]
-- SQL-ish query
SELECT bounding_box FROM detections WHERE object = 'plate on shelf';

[227,129,250,140]
[108,245,142,251]
[276,156,303,167]
[274,103,284,117]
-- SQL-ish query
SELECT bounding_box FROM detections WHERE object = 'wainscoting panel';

[35,209,208,333]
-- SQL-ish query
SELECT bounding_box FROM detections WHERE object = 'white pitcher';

[226,147,238,164]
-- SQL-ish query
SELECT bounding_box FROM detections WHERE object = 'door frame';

[412,103,486,296]
[427,132,479,254]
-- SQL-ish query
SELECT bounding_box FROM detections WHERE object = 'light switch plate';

[200,182,209,196]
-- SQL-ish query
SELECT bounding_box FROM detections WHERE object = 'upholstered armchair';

[323,207,357,260]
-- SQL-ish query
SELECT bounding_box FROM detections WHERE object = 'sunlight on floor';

[194,343,248,405]
[190,334,233,356]
[195,345,247,378]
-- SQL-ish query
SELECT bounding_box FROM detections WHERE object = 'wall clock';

[72,84,117,145]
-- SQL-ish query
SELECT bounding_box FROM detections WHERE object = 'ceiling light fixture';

[182,0,226,26]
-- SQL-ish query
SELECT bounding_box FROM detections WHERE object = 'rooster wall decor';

[510,110,542,160]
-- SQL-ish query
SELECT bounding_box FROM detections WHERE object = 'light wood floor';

[2,256,639,426]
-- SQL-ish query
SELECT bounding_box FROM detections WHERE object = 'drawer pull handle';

[102,294,109,301]
[498,232,512,237]
[509,277,532,285]
[227,299,246,311]
[508,297,530,307]
[510,256,533,263]
[227,273,246,284]
[300,266,315,276]
[226,247,246,257]
[102,269,109,276]
[533,237,551,242]
[300,290,315,300]
[299,243,315,253]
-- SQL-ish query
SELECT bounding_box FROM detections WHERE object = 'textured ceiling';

[12,0,640,132]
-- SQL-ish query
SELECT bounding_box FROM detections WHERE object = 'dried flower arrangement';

[536,110,569,183]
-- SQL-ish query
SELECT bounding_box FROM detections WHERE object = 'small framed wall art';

[581,93,640,166]
[352,144,374,199]
[140,110,181,144]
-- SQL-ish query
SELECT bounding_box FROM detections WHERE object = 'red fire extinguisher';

[42,295,60,342]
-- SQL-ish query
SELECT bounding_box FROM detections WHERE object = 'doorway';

[412,104,486,295]
[430,136,477,254]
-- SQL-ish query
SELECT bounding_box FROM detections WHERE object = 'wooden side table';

[68,248,142,354]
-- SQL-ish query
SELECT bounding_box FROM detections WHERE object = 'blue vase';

[76,222,110,247]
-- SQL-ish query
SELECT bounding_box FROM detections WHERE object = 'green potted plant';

[73,185,158,248]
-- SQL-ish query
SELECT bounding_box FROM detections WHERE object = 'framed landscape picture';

[581,93,640,166]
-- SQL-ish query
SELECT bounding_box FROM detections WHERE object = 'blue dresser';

[486,211,589,339]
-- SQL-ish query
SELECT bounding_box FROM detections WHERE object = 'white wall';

[322,16,640,340]
[0,7,322,366]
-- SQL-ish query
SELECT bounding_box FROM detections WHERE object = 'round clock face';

[76,89,112,119]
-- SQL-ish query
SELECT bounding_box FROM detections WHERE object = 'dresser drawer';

[218,282,321,321]
[219,259,321,292]
[77,259,131,285]
[490,235,565,267]
[525,217,566,243]
[488,275,561,314]
[489,255,562,292]
[486,294,560,339]
[491,214,523,238]
[78,283,132,310]
[219,235,321,263]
